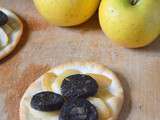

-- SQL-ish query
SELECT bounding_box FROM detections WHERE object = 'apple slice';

[87,73,113,100]
[42,73,57,91]
[88,97,111,119]
[87,73,112,87]
[2,24,13,35]
[0,27,9,48]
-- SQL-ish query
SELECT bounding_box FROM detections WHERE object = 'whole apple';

[99,0,160,48]
[33,0,100,26]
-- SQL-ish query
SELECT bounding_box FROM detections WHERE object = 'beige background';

[0,0,160,120]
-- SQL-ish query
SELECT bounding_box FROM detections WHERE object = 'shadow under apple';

[66,12,101,32]
[133,35,160,53]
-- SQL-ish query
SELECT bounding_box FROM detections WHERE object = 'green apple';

[33,0,100,26]
[99,0,160,48]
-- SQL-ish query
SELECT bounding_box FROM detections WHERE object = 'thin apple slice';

[87,73,112,87]
[0,27,9,48]
[2,18,19,35]
[87,73,113,100]
[2,24,13,35]
[42,72,57,91]
[96,88,113,101]
[88,97,111,119]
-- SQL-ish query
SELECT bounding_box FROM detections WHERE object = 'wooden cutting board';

[0,0,160,120]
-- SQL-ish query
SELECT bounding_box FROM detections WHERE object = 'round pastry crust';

[0,8,23,60]
[20,62,124,120]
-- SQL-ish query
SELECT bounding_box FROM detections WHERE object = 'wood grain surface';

[0,0,160,120]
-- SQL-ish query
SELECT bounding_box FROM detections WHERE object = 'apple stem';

[129,0,138,5]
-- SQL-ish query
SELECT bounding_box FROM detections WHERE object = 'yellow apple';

[33,0,100,26]
[99,0,160,48]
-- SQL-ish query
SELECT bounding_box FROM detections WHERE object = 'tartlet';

[0,8,23,60]
[20,62,124,120]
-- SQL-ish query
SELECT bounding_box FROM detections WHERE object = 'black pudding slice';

[61,74,98,100]
[0,11,8,26]
[59,99,98,120]
[31,91,65,111]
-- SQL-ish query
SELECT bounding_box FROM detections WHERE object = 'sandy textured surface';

[0,0,160,120]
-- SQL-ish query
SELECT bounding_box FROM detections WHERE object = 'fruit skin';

[31,91,65,111]
[59,98,98,120]
[99,0,160,48]
[33,0,100,26]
